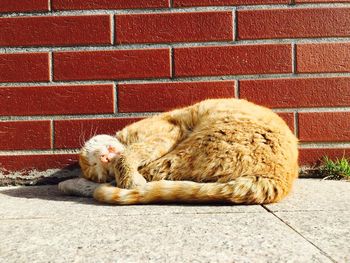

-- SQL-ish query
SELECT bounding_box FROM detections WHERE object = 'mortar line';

[299,142,350,148]
[49,51,53,82]
[273,107,350,113]
[0,149,80,156]
[4,72,350,87]
[114,81,118,113]
[1,106,350,121]
[292,42,297,74]
[234,79,240,98]
[0,73,350,86]
[4,37,350,51]
[294,111,299,138]
[170,48,175,78]
[262,205,337,263]
[2,4,350,17]
[48,0,52,11]
[233,8,237,41]
[1,142,350,156]
[111,14,115,45]
[50,119,54,149]
[0,112,157,121]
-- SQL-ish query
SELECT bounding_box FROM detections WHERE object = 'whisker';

[79,130,85,148]
[88,126,95,140]
[93,126,98,137]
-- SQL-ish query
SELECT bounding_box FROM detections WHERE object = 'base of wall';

[0,165,328,186]
[0,168,80,186]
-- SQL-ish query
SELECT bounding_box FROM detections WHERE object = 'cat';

[59,98,299,205]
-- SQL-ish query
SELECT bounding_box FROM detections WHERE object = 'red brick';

[52,0,169,10]
[0,15,111,47]
[118,81,235,113]
[173,0,288,7]
[54,49,171,81]
[299,112,350,142]
[0,154,78,172]
[238,8,350,40]
[276,112,295,133]
[296,0,350,2]
[0,53,49,83]
[54,118,142,149]
[174,44,292,77]
[116,12,233,44]
[0,85,114,116]
[0,0,48,13]
[0,121,51,150]
[297,43,350,73]
[240,78,350,108]
[299,148,350,166]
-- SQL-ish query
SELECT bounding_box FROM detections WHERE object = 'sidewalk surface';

[0,179,349,263]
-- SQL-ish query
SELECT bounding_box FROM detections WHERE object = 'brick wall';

[1,0,350,176]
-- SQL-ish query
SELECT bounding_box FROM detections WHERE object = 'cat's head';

[79,134,125,183]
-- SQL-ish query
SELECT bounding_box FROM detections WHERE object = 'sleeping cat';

[59,98,299,205]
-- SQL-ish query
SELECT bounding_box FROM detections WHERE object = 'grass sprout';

[321,156,350,180]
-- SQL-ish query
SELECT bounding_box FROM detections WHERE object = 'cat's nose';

[100,155,109,163]
[100,152,117,163]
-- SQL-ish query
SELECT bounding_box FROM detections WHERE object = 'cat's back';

[194,99,298,168]
[197,98,293,136]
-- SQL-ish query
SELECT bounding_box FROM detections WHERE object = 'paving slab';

[0,185,263,219]
[0,179,349,262]
[0,213,330,263]
[266,179,350,212]
[275,211,350,263]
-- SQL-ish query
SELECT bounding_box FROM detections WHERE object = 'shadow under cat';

[1,186,243,208]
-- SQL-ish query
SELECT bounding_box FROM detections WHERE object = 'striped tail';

[93,176,290,205]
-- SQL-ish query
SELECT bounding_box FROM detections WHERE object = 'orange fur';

[77,98,299,205]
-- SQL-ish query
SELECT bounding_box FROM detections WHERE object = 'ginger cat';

[59,98,299,205]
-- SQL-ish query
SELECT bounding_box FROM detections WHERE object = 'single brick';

[296,0,350,2]
[116,12,233,44]
[0,85,114,116]
[174,44,292,77]
[0,15,111,47]
[54,49,171,81]
[299,112,350,142]
[276,112,295,133]
[299,148,350,166]
[0,121,51,150]
[54,118,141,149]
[297,43,350,73]
[0,0,48,13]
[173,0,288,7]
[118,81,235,112]
[237,8,350,40]
[240,78,350,108]
[0,154,78,172]
[0,53,49,83]
[52,0,169,10]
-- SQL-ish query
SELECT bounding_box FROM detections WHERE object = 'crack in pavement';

[262,205,337,263]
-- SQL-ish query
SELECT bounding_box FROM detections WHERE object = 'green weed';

[321,156,350,180]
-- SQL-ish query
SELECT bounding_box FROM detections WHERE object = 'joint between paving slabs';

[262,205,337,263]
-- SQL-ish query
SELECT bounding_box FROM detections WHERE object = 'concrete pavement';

[0,179,349,263]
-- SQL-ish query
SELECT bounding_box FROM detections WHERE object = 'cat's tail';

[93,176,290,205]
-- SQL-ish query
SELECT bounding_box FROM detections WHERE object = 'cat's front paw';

[118,172,146,189]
